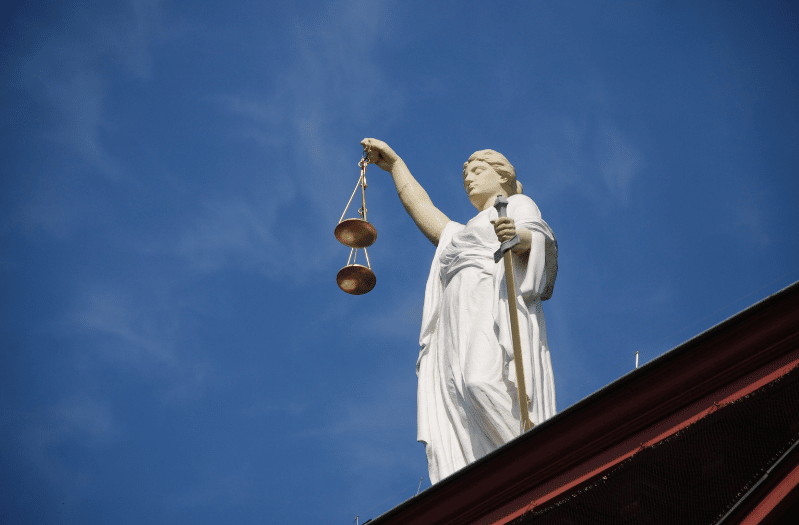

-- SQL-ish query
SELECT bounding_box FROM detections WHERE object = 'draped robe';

[416,194,558,483]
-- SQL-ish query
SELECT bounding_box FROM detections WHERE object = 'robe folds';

[416,194,558,483]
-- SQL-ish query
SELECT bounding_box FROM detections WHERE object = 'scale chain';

[334,147,377,295]
[339,174,363,224]
[359,156,368,221]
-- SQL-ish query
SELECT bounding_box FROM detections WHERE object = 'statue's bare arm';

[362,138,450,246]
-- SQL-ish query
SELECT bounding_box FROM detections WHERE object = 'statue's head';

[463,150,523,209]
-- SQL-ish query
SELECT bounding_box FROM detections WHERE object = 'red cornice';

[370,281,799,525]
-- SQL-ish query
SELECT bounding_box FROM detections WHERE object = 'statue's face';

[463,160,504,205]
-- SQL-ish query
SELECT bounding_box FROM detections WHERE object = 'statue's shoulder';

[508,194,541,219]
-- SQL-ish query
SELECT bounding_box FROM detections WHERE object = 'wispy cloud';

[295,366,418,470]
[66,281,213,402]
[595,122,645,203]
[729,186,770,247]
[49,394,116,444]
[8,393,116,490]
[111,0,173,80]
[316,366,428,521]
[70,283,178,365]
[172,196,288,276]
[5,0,183,245]
[11,2,169,181]
[363,289,425,339]
[173,0,406,280]
[529,111,645,208]
[215,0,404,161]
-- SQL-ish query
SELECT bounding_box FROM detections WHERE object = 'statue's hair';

[464,149,523,195]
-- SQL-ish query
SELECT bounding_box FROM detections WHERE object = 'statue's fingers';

[367,149,381,164]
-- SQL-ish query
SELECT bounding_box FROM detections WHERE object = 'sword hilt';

[493,195,520,263]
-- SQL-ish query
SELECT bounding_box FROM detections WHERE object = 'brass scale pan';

[334,152,377,295]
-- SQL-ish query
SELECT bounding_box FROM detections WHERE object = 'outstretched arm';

[361,138,450,246]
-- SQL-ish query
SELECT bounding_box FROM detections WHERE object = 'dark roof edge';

[533,279,799,436]
[370,280,799,524]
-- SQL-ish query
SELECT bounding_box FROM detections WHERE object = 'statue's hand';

[361,138,401,172]
[491,217,517,243]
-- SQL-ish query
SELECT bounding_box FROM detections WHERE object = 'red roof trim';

[485,350,799,525]
[371,281,799,525]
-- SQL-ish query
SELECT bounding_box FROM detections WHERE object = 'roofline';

[370,280,799,525]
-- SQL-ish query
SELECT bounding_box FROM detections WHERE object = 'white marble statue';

[362,139,558,483]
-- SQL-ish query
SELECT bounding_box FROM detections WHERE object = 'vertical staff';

[493,195,534,432]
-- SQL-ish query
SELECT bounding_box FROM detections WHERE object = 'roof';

[369,280,799,525]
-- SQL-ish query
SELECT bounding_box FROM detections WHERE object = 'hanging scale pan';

[334,218,377,249]
[335,150,377,295]
[337,262,376,295]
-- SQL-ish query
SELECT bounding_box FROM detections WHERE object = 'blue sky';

[1,1,798,523]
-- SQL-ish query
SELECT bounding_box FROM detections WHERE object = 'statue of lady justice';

[361,138,558,483]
